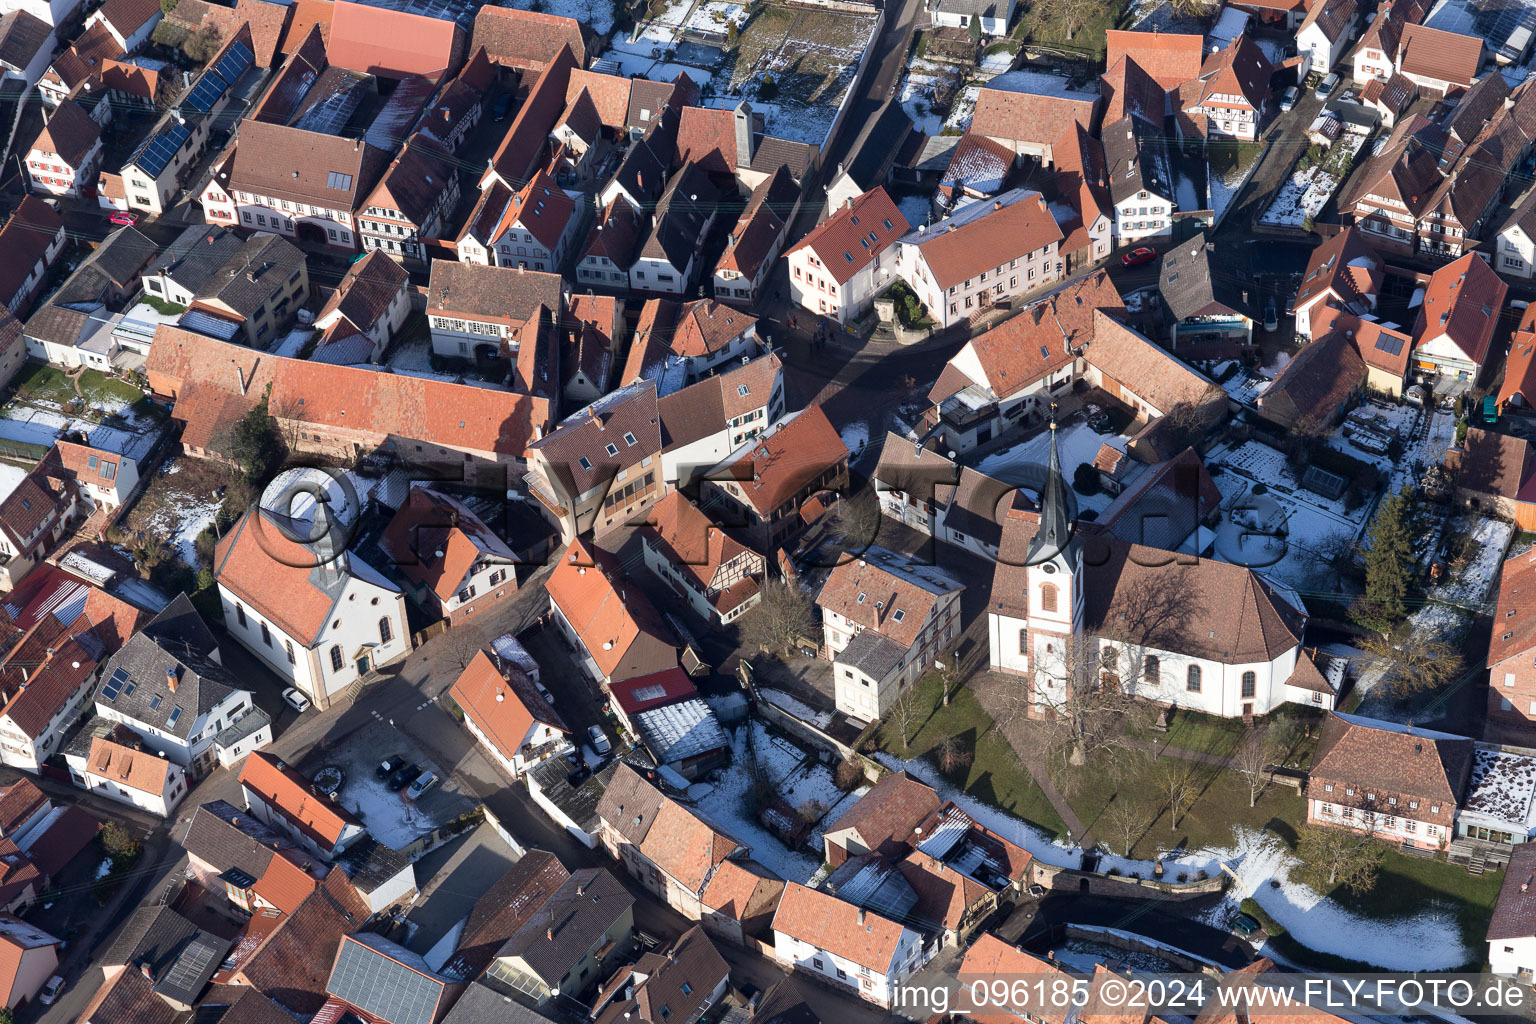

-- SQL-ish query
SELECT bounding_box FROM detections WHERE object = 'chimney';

[857,908,866,925]
[140,963,154,981]
[234,363,248,396]
[734,100,755,170]
[546,927,554,941]
[166,667,178,693]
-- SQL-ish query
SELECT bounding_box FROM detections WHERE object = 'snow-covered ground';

[759,688,833,729]
[0,406,68,446]
[973,420,1128,514]
[270,328,314,359]
[898,61,956,135]
[684,0,746,33]
[1208,157,1247,223]
[695,723,823,881]
[342,772,438,851]
[897,194,933,231]
[1258,134,1366,228]
[1430,514,1512,610]
[387,336,434,373]
[1205,439,1371,593]
[876,751,1471,970]
[841,420,871,462]
[138,459,222,567]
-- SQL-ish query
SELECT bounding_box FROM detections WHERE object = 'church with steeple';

[986,414,1334,720]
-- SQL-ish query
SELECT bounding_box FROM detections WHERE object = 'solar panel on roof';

[101,666,130,700]
[212,41,253,86]
[182,74,228,114]
[1374,333,1405,356]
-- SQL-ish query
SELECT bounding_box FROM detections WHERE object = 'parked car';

[534,679,555,705]
[1233,913,1263,938]
[108,209,140,226]
[1315,72,1340,100]
[39,976,64,1005]
[406,771,438,800]
[1279,86,1299,112]
[377,754,407,780]
[281,688,310,713]
[388,763,423,791]
[587,725,612,756]
[1120,246,1156,267]
[1263,296,1278,333]
[492,93,512,121]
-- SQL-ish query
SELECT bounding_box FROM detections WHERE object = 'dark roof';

[640,164,719,267]
[440,978,562,1024]
[442,849,570,981]
[1159,231,1245,320]
[101,905,202,975]
[193,232,305,319]
[497,868,634,986]
[1489,842,1536,939]
[153,226,247,296]
[837,628,907,681]
[0,10,49,73]
[1102,115,1170,206]
[524,756,622,838]
[325,933,448,1024]
[750,979,819,1024]
[183,799,297,879]
[97,616,242,740]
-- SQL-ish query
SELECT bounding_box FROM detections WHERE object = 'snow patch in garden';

[422,917,466,972]
[692,721,829,883]
[95,858,113,880]
[759,688,833,729]
[509,0,614,32]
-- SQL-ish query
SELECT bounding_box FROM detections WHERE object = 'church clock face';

[1041,563,1057,574]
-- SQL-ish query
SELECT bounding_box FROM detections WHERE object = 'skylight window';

[149,695,161,710]
[856,592,866,603]
[893,609,905,622]
[737,384,750,397]
[605,443,619,456]
[623,432,638,446]
[87,455,98,469]
[882,218,892,229]
[168,707,182,726]
[326,171,353,190]
[579,456,592,471]
[844,252,854,263]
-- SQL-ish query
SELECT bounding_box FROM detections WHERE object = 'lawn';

[871,674,1065,837]
[1329,849,1502,965]
[1126,705,1324,762]
[11,363,144,411]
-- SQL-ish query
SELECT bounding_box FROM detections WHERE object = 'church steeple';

[1027,403,1075,566]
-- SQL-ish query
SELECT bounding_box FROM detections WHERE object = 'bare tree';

[888,685,922,753]
[1360,630,1463,696]
[444,625,483,670]
[1157,759,1200,832]
[1032,0,1104,40]
[937,735,973,774]
[1296,823,1384,894]
[936,644,967,707]
[1104,796,1154,856]
[832,490,882,550]
[739,577,815,655]
[1233,723,1271,808]
[1035,631,1144,771]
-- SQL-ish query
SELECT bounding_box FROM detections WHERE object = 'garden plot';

[899,59,960,134]
[508,0,616,32]
[0,406,68,446]
[879,750,1471,970]
[119,456,232,568]
[686,1,747,32]
[1258,134,1365,227]
[1205,440,1372,592]
[693,720,838,882]
[1430,514,1512,610]
[972,418,1129,515]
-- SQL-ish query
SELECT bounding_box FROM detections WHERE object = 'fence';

[1031,861,1227,901]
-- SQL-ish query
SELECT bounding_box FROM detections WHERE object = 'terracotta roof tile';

[1451,426,1531,499]
[639,799,741,897]
[470,6,585,69]
[326,0,461,80]
[1101,54,1166,125]
[235,868,369,1015]
[29,100,99,168]
[448,648,567,767]
[545,539,678,682]
[816,554,963,650]
[970,79,1101,149]
[444,850,569,979]
[228,119,388,211]
[639,492,763,611]
[85,737,175,796]
[771,883,909,972]
[823,771,941,860]
[1412,251,1506,367]
[238,752,359,849]
[1105,29,1205,91]
[900,190,1063,290]
[1501,304,1536,409]
[785,186,907,287]
[1397,23,1482,88]
[706,405,848,516]
[1308,712,1471,826]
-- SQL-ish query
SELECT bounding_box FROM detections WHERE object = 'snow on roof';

[1209,5,1251,47]
[984,68,1099,102]
[635,698,727,764]
[58,550,115,584]
[491,632,540,678]
[1331,711,1467,742]
[916,804,972,860]
[1462,747,1536,827]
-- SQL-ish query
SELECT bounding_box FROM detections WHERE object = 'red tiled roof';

[379,486,516,603]
[823,771,941,860]
[449,649,567,765]
[970,79,1101,149]
[1398,23,1482,88]
[0,914,56,1007]
[470,6,585,70]
[1308,713,1471,827]
[771,883,908,972]
[901,192,1064,291]
[638,800,740,896]
[326,0,461,80]
[250,852,317,915]
[1105,29,1205,91]
[1100,54,1166,125]
[29,100,98,168]
[1451,426,1532,500]
[707,405,848,516]
[96,0,163,39]
[545,539,678,682]
[235,868,369,1016]
[211,508,358,645]
[785,186,908,287]
[1501,304,1536,409]
[1412,251,1507,367]
[238,752,359,849]
[609,667,698,718]
[85,737,174,797]
[485,45,576,187]
[1492,546,1536,668]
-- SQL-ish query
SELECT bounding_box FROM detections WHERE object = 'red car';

[108,210,139,226]
[1120,246,1157,267]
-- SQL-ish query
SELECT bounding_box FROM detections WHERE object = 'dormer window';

[1324,783,1333,792]
[1345,787,1354,796]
